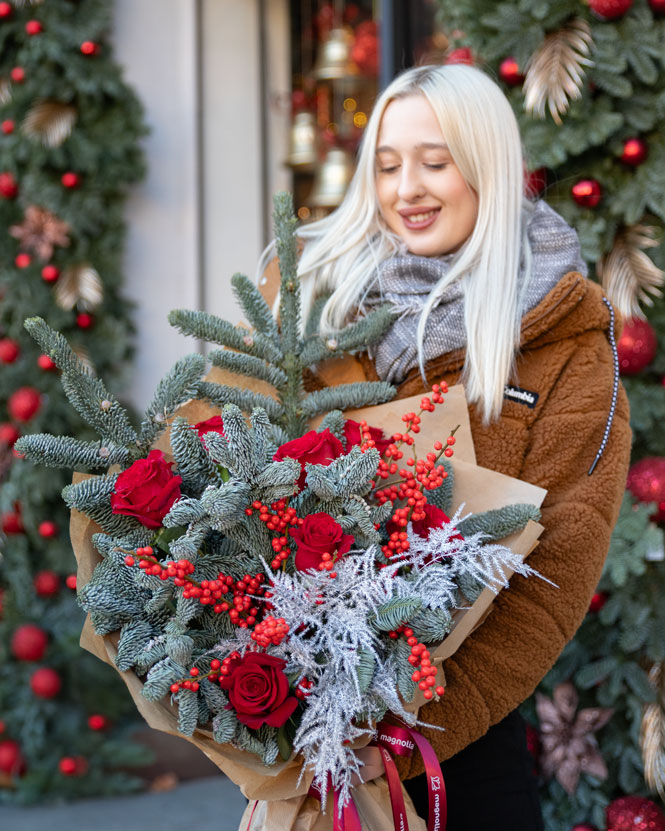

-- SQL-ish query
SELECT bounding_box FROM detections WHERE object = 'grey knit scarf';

[367,200,587,384]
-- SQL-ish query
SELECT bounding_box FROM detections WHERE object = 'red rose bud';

[219,652,298,729]
[343,419,392,456]
[290,512,354,572]
[273,428,344,490]
[192,415,225,442]
[410,503,458,539]
[110,449,182,529]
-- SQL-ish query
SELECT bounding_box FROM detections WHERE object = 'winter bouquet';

[17,195,547,831]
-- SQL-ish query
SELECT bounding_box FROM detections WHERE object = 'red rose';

[411,503,451,539]
[289,512,354,572]
[343,419,392,456]
[110,449,182,529]
[273,428,344,490]
[219,652,298,729]
[192,415,225,439]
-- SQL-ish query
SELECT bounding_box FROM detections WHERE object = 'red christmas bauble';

[15,253,31,269]
[87,714,108,731]
[34,571,60,597]
[621,137,648,166]
[11,624,48,661]
[499,56,524,85]
[1,510,23,534]
[571,825,598,831]
[649,0,665,13]
[80,40,98,56]
[37,354,57,371]
[589,0,633,19]
[76,312,94,329]
[445,47,474,65]
[0,423,20,446]
[10,67,24,83]
[607,796,665,831]
[58,755,87,776]
[8,386,42,422]
[25,19,42,35]
[30,667,61,699]
[588,591,608,612]
[0,3,12,19]
[1,119,14,134]
[38,520,58,538]
[61,171,80,188]
[0,338,19,364]
[0,171,18,198]
[0,740,25,776]
[65,574,77,590]
[41,264,59,283]
[617,318,657,375]
[627,457,665,522]
[571,179,602,207]
[525,168,547,197]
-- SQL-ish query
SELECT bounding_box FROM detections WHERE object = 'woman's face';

[375,94,478,257]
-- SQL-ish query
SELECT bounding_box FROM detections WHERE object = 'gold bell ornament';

[285,111,318,170]
[309,148,354,208]
[313,28,358,80]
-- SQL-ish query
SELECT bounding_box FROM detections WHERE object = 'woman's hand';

[350,745,384,788]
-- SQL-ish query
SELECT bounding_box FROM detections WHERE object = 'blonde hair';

[260,64,531,423]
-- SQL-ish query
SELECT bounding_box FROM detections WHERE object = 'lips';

[398,207,440,231]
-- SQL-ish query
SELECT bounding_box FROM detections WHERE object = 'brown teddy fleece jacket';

[261,267,632,779]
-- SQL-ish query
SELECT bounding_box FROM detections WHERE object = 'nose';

[397,162,425,201]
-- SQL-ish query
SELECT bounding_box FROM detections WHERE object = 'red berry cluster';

[170,665,205,693]
[317,551,339,578]
[295,677,314,699]
[245,499,303,569]
[124,547,267,627]
[404,627,445,701]
[251,616,289,647]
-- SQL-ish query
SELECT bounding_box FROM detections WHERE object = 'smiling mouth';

[400,208,440,230]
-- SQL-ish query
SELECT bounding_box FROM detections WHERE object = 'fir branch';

[300,381,395,420]
[24,317,138,446]
[208,349,288,390]
[300,306,395,367]
[168,309,283,365]
[273,192,301,356]
[62,474,141,538]
[196,381,283,422]
[370,597,423,631]
[231,272,280,340]
[169,417,218,495]
[138,353,206,449]
[116,620,154,672]
[213,708,238,744]
[456,503,541,541]
[304,292,332,338]
[14,434,131,471]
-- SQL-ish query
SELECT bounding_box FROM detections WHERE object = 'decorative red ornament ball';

[588,591,609,613]
[606,796,665,831]
[589,0,633,19]
[10,67,24,83]
[61,171,80,188]
[445,47,474,65]
[0,338,20,364]
[58,756,88,776]
[25,19,42,35]
[34,570,60,597]
[525,168,547,197]
[649,0,665,13]
[627,457,665,523]
[76,312,94,329]
[617,318,657,375]
[8,386,42,422]
[30,667,62,699]
[571,179,602,207]
[0,3,12,20]
[37,354,57,371]
[571,825,598,831]
[80,40,98,56]
[621,137,648,166]
[41,264,59,283]
[0,171,18,198]
[1,510,23,534]
[0,740,25,776]
[38,520,58,538]
[15,252,31,269]
[1,119,14,134]
[87,714,108,731]
[0,423,20,447]
[499,56,524,85]
[11,623,48,661]
[65,574,77,590]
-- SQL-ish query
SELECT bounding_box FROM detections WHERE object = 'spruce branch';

[300,306,395,367]
[300,382,395,420]
[208,349,288,389]
[231,272,280,340]
[273,192,301,356]
[14,434,131,471]
[196,382,284,422]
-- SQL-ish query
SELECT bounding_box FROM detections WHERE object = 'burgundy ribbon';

[375,722,447,831]
[308,776,363,831]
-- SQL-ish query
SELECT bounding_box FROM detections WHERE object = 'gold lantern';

[309,148,354,208]
[285,111,318,169]
[313,28,359,80]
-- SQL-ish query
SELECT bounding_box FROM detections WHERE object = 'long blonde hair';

[261,64,531,423]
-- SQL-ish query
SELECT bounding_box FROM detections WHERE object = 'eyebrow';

[376,142,449,153]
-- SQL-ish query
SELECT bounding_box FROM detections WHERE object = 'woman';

[261,64,631,829]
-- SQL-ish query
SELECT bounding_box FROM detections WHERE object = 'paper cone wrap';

[70,361,546,830]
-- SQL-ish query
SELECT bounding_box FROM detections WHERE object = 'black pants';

[403,711,544,831]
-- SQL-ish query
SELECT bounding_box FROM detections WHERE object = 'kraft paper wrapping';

[70,358,547,830]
